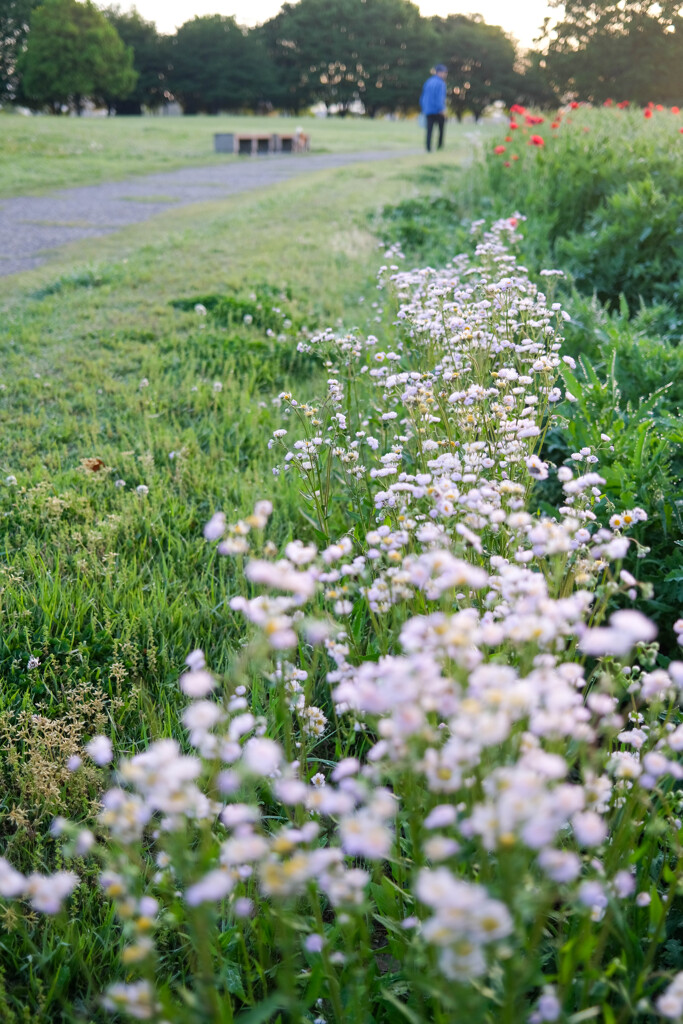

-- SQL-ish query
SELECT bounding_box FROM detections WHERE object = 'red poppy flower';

[509,121,518,129]
[530,135,545,146]
[648,101,655,108]
[672,106,680,114]
[551,122,560,129]
[617,100,629,109]
[509,218,518,227]
[570,101,579,109]
[603,99,613,107]
[510,104,526,115]
[505,136,512,142]
[494,145,506,154]
[512,154,519,160]
[656,104,664,111]
[644,108,653,119]
[680,127,683,133]
[503,161,511,167]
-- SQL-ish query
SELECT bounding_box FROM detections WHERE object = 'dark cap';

[435,64,448,73]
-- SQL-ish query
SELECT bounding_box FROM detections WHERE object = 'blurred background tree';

[3,0,682,115]
[261,0,432,115]
[18,0,136,113]
[433,14,520,121]
[102,6,168,114]
[0,0,40,102]
[166,14,273,114]
[353,0,432,116]
[262,0,373,114]
[543,0,683,103]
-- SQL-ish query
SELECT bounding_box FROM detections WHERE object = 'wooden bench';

[214,132,311,155]
[274,133,311,153]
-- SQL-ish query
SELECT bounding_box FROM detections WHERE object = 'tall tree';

[0,0,41,102]
[102,6,168,114]
[432,14,519,121]
[256,14,316,114]
[353,0,433,115]
[167,15,272,114]
[263,0,369,113]
[514,51,558,109]
[543,0,683,103]
[263,0,433,114]
[18,0,136,113]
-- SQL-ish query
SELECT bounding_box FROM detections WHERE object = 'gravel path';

[0,149,418,278]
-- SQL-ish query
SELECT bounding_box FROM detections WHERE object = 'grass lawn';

[0,139,482,1021]
[0,130,490,1018]
[0,147,462,834]
[0,112,493,198]
[3,107,683,1024]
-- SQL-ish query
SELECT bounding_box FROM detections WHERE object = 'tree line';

[1,0,682,117]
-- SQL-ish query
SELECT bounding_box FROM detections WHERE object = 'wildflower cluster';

[492,101,683,168]
[4,221,682,1022]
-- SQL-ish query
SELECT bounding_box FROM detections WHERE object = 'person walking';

[420,64,448,152]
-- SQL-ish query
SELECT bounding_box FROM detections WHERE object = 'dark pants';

[426,113,445,152]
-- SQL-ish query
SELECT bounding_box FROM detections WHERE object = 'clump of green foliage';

[379,106,683,644]
[383,107,683,327]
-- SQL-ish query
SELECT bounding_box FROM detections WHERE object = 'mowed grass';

[0,111,484,197]
[0,147,467,1018]
[0,150,463,848]
[0,145,485,1019]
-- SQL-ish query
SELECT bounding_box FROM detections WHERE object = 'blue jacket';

[420,75,446,115]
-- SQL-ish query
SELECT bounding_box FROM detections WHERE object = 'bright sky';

[120,0,560,49]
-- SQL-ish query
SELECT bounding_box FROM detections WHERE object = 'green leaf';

[223,963,246,999]
[633,421,651,469]
[380,989,423,1024]
[559,365,585,406]
[649,888,665,932]
[568,1008,600,1023]
[236,995,286,1024]
[559,938,577,985]
[603,1004,616,1024]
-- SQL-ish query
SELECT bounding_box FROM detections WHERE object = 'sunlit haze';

[118,0,560,49]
